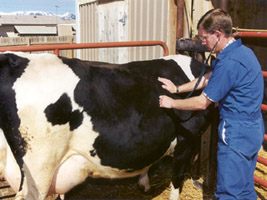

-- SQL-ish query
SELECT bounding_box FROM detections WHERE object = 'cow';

[0,52,213,200]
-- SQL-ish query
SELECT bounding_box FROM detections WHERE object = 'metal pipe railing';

[258,155,267,166]
[254,175,267,188]
[0,41,169,57]
[236,31,267,188]
[261,104,267,111]
[234,31,267,38]
[257,70,267,188]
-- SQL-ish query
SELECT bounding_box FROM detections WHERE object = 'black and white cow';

[0,52,213,200]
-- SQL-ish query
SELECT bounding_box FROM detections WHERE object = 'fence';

[0,40,169,58]
[235,31,267,188]
[0,36,76,58]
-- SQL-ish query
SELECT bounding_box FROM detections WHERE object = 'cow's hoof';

[169,184,180,200]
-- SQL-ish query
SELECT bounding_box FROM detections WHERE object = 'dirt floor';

[0,151,266,200]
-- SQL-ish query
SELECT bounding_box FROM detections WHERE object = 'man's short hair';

[197,8,233,37]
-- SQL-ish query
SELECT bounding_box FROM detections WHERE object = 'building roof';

[78,0,123,5]
[0,15,73,25]
[14,26,57,35]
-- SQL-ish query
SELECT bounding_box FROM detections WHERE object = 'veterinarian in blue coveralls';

[158,9,264,200]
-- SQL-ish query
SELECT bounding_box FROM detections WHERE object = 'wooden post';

[176,0,184,40]
[27,37,31,46]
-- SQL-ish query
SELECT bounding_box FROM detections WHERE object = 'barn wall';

[77,0,177,63]
[0,26,14,37]
[77,0,267,67]
[210,0,267,70]
[79,1,98,61]
[128,0,168,61]
[175,0,213,39]
[79,0,127,63]
[97,1,128,63]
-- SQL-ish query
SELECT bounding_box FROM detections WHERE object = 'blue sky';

[0,0,75,15]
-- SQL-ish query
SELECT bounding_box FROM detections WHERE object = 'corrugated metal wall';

[128,0,168,62]
[78,0,172,63]
[79,1,98,61]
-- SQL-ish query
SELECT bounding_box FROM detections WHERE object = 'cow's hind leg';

[171,135,195,190]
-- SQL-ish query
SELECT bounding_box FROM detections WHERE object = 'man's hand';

[159,95,174,108]
[158,77,177,94]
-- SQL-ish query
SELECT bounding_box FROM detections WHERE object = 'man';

[158,9,264,200]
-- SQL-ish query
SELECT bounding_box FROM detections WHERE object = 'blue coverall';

[203,39,265,200]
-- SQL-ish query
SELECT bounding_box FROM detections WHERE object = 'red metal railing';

[254,176,267,188]
[235,31,267,188]
[0,40,169,56]
[234,31,267,38]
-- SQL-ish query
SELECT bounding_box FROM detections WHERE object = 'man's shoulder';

[229,44,258,66]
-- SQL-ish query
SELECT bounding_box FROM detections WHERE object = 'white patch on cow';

[12,52,82,112]
[169,184,180,200]
[162,55,195,81]
[165,137,177,156]
[138,171,151,192]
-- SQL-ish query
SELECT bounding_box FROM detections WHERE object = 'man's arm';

[158,71,212,94]
[178,71,212,93]
[159,93,212,110]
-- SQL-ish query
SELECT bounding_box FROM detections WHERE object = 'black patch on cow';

[90,149,97,157]
[44,93,83,131]
[60,56,212,175]
[0,53,29,190]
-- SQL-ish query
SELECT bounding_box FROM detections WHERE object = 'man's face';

[198,28,218,53]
